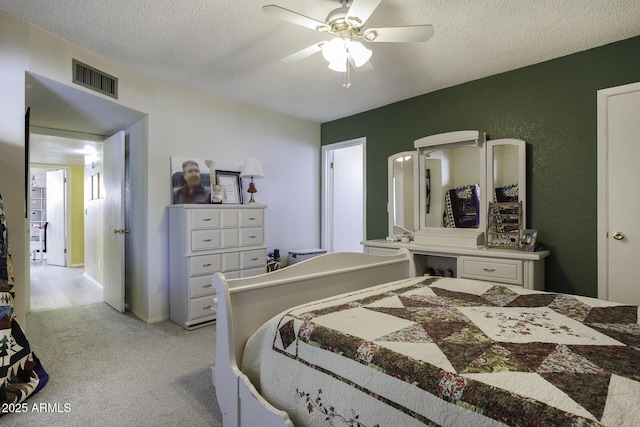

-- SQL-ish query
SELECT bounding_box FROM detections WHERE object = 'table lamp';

[241,158,264,203]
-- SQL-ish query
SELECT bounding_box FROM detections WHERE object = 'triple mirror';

[387,131,526,246]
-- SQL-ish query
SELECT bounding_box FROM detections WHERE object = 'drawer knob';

[483,268,496,273]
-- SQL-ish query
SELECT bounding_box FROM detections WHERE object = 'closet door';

[597,82,640,305]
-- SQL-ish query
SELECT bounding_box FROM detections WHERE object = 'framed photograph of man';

[170,157,213,204]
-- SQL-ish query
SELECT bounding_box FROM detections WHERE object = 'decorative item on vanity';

[241,158,264,204]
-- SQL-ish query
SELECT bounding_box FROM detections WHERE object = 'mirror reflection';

[492,145,519,202]
[423,146,480,228]
[389,152,416,235]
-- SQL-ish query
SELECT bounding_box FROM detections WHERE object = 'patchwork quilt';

[0,195,48,409]
[242,276,640,427]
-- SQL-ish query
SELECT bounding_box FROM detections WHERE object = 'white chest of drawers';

[169,204,267,329]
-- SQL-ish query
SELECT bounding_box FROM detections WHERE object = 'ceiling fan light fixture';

[347,40,372,67]
[321,37,347,64]
[328,59,348,72]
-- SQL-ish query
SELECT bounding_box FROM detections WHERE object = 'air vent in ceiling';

[72,59,118,98]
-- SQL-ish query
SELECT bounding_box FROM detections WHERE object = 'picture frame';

[170,156,213,204]
[520,229,538,252]
[215,170,243,204]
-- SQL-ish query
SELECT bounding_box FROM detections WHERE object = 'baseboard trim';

[82,273,103,290]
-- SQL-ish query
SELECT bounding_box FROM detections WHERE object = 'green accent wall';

[321,36,640,297]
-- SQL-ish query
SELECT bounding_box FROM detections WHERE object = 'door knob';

[612,231,625,241]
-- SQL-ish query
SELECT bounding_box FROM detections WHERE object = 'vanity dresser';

[363,131,549,290]
[168,204,267,329]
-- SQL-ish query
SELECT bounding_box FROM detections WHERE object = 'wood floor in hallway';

[30,261,103,311]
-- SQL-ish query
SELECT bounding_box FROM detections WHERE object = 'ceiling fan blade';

[281,43,323,63]
[363,25,434,43]
[346,0,382,27]
[262,5,329,32]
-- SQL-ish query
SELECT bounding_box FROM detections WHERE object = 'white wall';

[0,13,321,324]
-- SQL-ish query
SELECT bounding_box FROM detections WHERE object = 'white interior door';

[597,82,640,305]
[322,139,365,253]
[45,169,66,266]
[103,131,126,312]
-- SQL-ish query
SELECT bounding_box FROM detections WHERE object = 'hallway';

[30,262,103,311]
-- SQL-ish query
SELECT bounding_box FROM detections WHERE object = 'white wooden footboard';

[212,250,413,427]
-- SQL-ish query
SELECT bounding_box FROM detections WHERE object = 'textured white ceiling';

[3,0,640,124]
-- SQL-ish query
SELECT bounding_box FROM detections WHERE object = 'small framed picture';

[520,229,538,252]
[215,170,243,204]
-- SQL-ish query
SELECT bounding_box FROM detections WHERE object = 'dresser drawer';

[242,248,267,269]
[458,256,523,285]
[222,252,240,271]
[189,254,221,276]
[221,229,240,248]
[240,228,263,246]
[239,210,263,227]
[189,209,220,229]
[190,296,216,320]
[220,209,239,228]
[189,275,215,298]
[191,229,221,251]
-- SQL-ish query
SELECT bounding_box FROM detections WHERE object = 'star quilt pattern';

[268,277,640,426]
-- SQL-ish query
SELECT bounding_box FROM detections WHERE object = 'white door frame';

[321,137,366,252]
[596,81,640,300]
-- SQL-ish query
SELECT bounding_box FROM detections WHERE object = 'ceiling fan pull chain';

[343,60,351,88]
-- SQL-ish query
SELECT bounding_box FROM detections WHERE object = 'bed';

[212,250,640,427]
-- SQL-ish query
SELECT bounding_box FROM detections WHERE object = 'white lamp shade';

[321,37,347,64]
[347,41,372,68]
[241,158,264,179]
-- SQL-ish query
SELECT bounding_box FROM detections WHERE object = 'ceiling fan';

[263,0,434,87]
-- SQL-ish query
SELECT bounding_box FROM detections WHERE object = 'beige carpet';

[6,302,223,426]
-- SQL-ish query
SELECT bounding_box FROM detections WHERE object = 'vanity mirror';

[387,151,418,238]
[487,139,526,228]
[387,132,527,248]
[414,131,487,247]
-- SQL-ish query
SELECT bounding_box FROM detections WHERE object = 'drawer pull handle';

[483,268,496,273]
[248,235,256,239]
[201,218,212,222]
[202,239,212,242]
[202,263,212,267]
[250,257,259,261]
[202,305,213,310]
[248,217,256,220]
[203,284,212,288]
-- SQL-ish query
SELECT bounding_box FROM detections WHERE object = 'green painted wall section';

[321,36,640,297]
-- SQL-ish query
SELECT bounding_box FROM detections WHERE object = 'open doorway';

[26,71,145,313]
[321,138,366,252]
[29,139,103,311]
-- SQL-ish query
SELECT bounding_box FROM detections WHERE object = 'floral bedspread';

[242,276,640,427]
